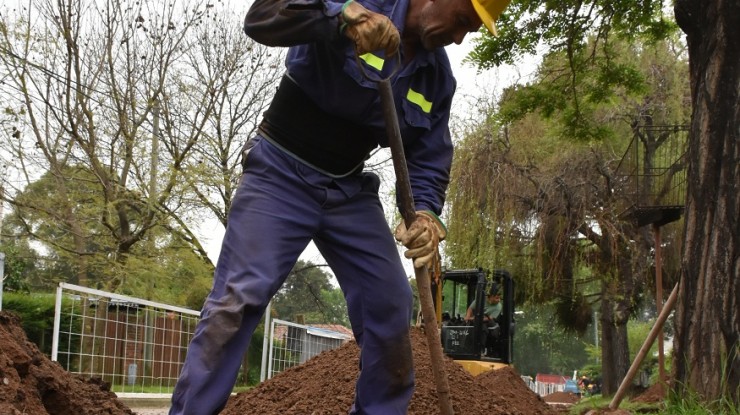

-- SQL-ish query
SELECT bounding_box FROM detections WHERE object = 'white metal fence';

[52,283,200,397]
[52,283,352,397]
[265,318,352,380]
[49,284,569,400]
[534,381,565,396]
[520,376,566,396]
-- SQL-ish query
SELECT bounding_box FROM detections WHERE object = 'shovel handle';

[377,79,416,227]
[355,53,411,225]
[376,77,456,415]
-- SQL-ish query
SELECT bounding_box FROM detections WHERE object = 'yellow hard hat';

[470,0,512,36]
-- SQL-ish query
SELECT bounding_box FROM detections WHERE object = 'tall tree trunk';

[674,0,739,403]
[588,222,646,396]
[599,250,639,396]
[600,291,630,396]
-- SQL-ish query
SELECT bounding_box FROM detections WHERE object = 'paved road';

[130,409,169,415]
[121,398,170,415]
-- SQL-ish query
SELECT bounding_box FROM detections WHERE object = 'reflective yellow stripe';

[406,88,432,113]
[359,53,384,71]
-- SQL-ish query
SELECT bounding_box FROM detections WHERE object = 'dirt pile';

[0,311,135,415]
[1,309,564,415]
[630,381,667,404]
[543,391,581,404]
[223,328,560,415]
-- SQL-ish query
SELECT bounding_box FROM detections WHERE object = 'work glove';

[340,0,399,56]
[394,211,447,268]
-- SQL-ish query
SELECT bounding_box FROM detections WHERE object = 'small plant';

[662,385,740,415]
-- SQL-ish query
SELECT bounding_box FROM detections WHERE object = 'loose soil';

[0,311,135,415]
[1,310,649,414]
[222,328,561,415]
[543,391,581,404]
[630,380,668,404]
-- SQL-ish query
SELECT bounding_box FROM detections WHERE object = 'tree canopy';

[451,0,737,404]
[272,261,349,327]
[0,0,282,299]
[447,11,689,395]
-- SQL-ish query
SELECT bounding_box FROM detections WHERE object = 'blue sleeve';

[404,113,453,216]
[396,57,456,217]
[244,0,346,46]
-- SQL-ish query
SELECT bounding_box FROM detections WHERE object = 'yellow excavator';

[431,268,515,376]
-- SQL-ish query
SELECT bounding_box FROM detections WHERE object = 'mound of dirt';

[223,328,559,415]
[0,311,135,415]
[543,391,581,404]
[1,309,567,415]
[630,381,668,404]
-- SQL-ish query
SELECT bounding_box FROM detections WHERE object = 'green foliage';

[113,242,215,309]
[3,177,215,306]
[554,290,594,335]
[447,35,690,391]
[469,0,676,69]
[496,38,656,141]
[628,319,659,371]
[0,242,35,293]
[568,384,740,414]
[2,165,137,288]
[568,395,661,414]
[469,1,683,142]
[242,322,265,386]
[1,0,283,302]
[445,129,542,275]
[319,288,350,327]
[664,386,740,415]
[1,292,82,356]
[513,303,591,377]
[272,261,349,327]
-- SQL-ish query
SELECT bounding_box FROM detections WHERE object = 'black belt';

[259,75,378,176]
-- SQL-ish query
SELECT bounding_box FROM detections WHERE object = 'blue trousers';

[169,137,415,415]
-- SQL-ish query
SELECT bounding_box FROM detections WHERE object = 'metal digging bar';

[378,78,455,415]
[609,283,679,410]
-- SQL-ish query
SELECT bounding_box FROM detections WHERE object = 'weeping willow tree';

[445,122,535,273]
[447,33,690,393]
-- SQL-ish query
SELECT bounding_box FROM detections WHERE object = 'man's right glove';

[394,211,447,268]
[340,0,399,56]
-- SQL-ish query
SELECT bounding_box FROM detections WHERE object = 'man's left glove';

[340,0,400,56]
[394,211,447,268]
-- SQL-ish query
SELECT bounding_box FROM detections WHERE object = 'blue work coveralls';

[169,0,455,413]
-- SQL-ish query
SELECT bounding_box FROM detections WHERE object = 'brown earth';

[1,309,653,414]
[630,380,668,404]
[543,391,581,404]
[223,328,561,415]
[0,311,135,415]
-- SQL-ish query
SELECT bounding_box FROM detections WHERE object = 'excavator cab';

[432,268,515,371]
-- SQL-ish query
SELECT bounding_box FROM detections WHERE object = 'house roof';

[310,324,354,339]
[271,323,354,341]
[535,374,568,384]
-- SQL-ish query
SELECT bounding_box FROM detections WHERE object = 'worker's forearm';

[244,0,342,47]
